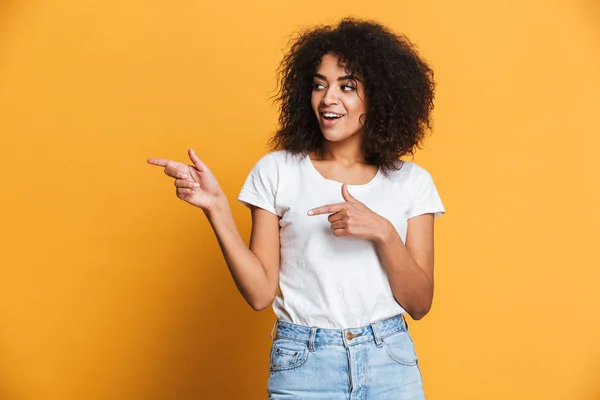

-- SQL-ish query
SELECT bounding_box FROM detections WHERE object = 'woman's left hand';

[308,184,391,243]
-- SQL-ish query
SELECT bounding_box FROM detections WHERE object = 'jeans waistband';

[272,314,408,348]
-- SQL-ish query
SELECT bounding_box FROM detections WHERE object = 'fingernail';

[307,210,313,216]
[193,183,199,188]
[182,174,189,179]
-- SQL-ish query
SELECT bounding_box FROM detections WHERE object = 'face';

[311,53,367,143]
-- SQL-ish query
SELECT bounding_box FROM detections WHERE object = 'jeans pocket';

[382,331,419,366]
[269,339,310,372]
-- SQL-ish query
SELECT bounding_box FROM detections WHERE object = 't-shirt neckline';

[303,153,382,189]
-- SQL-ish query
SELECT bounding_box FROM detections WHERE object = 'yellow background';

[2,0,599,399]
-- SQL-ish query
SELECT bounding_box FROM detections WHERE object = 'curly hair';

[268,17,436,175]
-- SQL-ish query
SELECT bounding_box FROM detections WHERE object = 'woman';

[149,18,445,400]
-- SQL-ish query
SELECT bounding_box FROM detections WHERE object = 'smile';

[321,112,345,119]
[319,112,345,127]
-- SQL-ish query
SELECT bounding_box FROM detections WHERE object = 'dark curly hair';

[268,17,436,175]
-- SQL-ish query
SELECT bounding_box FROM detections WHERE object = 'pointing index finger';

[148,158,188,171]
[147,157,170,167]
[307,203,346,216]
[147,158,190,178]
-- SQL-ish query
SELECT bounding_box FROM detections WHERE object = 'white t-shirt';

[237,150,445,329]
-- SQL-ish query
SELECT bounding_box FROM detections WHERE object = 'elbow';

[409,309,429,320]
[407,303,432,321]
[248,295,275,312]
[245,282,277,311]
[249,302,270,312]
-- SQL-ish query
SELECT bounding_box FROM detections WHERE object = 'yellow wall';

[2,0,599,399]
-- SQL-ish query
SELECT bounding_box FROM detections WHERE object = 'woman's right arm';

[148,148,280,311]
[205,199,280,311]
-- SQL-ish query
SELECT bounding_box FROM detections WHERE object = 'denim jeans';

[267,314,425,399]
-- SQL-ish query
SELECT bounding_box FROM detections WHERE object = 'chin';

[321,132,347,142]
[320,127,359,142]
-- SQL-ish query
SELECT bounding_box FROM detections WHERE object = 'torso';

[271,151,407,328]
[238,150,444,328]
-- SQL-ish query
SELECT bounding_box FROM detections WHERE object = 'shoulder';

[385,160,433,183]
[267,150,304,166]
[385,161,438,203]
[245,150,305,177]
[251,150,304,172]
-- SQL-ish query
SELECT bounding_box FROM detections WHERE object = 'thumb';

[341,183,357,202]
[188,148,209,172]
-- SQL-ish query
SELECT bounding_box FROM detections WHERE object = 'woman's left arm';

[374,213,435,320]
[308,183,437,320]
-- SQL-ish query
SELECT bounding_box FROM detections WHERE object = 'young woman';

[149,18,445,400]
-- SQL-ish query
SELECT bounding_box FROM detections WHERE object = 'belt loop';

[270,319,279,341]
[402,314,409,332]
[370,322,384,347]
[308,326,317,352]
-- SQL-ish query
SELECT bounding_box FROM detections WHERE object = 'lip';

[320,111,346,116]
[319,111,346,128]
[319,113,344,127]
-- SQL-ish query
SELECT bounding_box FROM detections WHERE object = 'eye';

[341,85,356,91]
[311,83,325,90]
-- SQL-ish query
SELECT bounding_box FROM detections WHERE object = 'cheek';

[311,93,320,114]
[346,98,367,118]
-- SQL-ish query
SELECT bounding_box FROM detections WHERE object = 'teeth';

[323,113,342,118]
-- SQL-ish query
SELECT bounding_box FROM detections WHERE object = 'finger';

[164,167,189,180]
[327,211,348,223]
[333,228,349,237]
[176,187,195,197]
[147,157,170,167]
[174,179,200,189]
[188,149,209,172]
[148,158,186,169]
[307,203,346,216]
[330,221,347,230]
[341,183,358,202]
[149,158,190,178]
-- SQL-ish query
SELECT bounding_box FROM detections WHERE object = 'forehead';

[315,53,350,75]
[314,53,364,83]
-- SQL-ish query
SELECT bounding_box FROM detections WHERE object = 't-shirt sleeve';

[237,153,280,216]
[407,166,445,220]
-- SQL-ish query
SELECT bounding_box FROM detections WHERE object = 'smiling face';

[311,53,367,144]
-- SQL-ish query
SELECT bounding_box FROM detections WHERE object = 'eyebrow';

[313,73,361,82]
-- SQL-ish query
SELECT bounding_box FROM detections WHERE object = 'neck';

[317,134,366,166]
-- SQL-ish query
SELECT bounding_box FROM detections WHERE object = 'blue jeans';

[267,314,425,399]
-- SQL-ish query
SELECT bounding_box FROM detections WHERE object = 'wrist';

[204,192,230,219]
[374,219,394,246]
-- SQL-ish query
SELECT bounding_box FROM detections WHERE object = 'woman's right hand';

[147,148,225,212]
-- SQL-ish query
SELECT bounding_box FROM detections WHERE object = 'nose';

[322,87,339,106]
